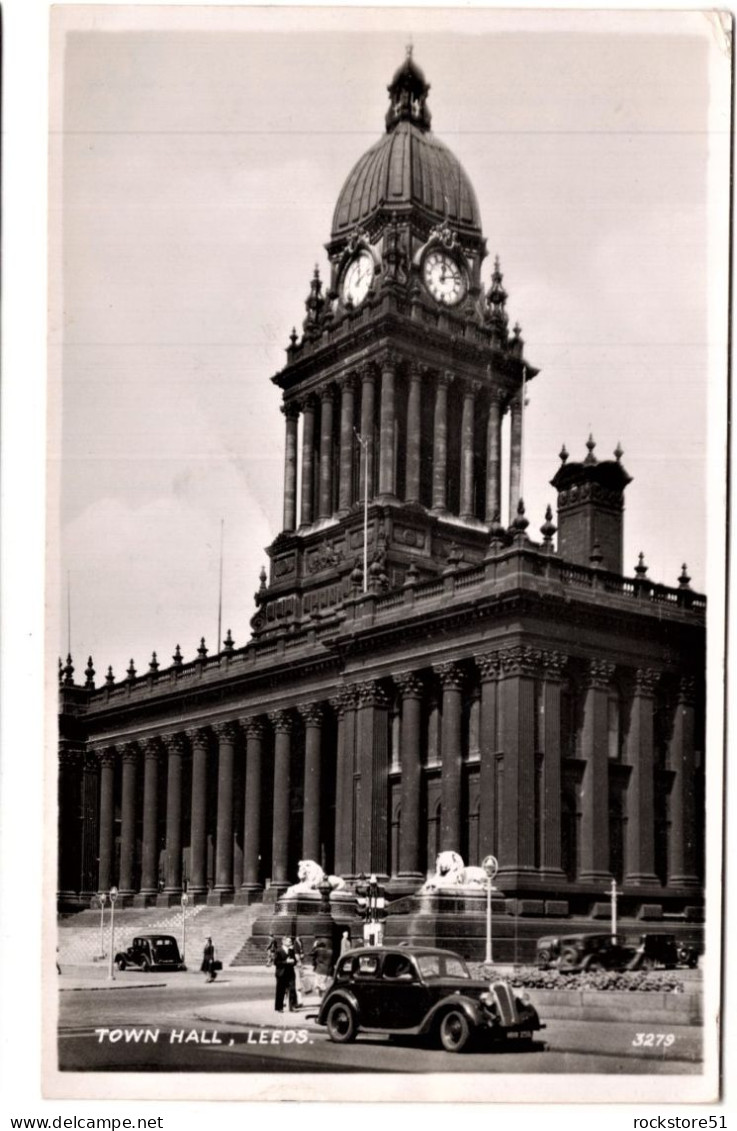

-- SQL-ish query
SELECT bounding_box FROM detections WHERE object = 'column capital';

[337,372,356,393]
[634,667,660,698]
[269,709,294,734]
[338,683,360,712]
[59,746,83,770]
[437,370,453,388]
[319,383,336,403]
[162,732,188,756]
[242,716,267,740]
[296,392,317,413]
[298,701,324,727]
[120,742,139,764]
[488,387,505,406]
[280,400,300,420]
[185,726,209,748]
[584,658,616,690]
[359,362,376,385]
[408,360,423,382]
[355,679,389,709]
[677,674,697,705]
[142,737,161,760]
[434,661,465,691]
[92,745,116,767]
[377,349,399,372]
[499,645,542,679]
[474,650,502,682]
[460,376,481,399]
[213,720,239,743]
[394,671,424,699]
[542,650,569,681]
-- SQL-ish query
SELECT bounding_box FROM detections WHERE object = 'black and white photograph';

[38,3,729,1104]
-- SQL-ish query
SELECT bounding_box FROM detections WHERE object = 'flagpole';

[217,519,224,653]
[67,570,71,656]
[520,365,527,504]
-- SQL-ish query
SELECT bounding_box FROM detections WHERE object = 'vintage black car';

[316,946,544,1052]
[114,934,185,972]
[536,931,693,972]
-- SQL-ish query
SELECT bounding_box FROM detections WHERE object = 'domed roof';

[331,54,482,240]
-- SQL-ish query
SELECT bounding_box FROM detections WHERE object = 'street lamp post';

[107,886,118,980]
[97,891,108,959]
[180,890,189,965]
[607,879,622,940]
[482,855,499,967]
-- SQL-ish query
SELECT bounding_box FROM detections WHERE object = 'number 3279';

[632,1033,675,1048]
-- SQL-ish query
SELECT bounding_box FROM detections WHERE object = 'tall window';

[607,693,622,760]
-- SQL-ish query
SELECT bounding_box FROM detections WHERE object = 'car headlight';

[480,992,497,1011]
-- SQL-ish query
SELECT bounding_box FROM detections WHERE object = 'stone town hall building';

[58,54,705,927]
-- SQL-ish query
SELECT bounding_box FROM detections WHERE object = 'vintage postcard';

[43,5,729,1104]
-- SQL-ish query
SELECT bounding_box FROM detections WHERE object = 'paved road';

[58,978,702,1075]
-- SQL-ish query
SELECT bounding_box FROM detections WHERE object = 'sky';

[50,7,730,682]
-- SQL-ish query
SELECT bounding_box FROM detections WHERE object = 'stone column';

[118,743,138,903]
[281,402,299,532]
[378,354,397,499]
[625,668,660,886]
[80,752,101,899]
[540,651,567,880]
[579,660,615,883]
[405,363,422,504]
[497,647,539,878]
[436,662,464,853]
[209,721,237,904]
[359,367,375,502]
[238,717,265,902]
[269,711,293,894]
[337,376,355,515]
[187,727,209,901]
[136,739,160,905]
[300,703,324,862]
[395,672,423,879]
[333,686,358,877]
[509,395,523,519]
[475,652,501,857]
[354,681,390,875]
[432,373,450,512]
[668,676,701,889]
[57,746,83,904]
[97,749,115,893]
[459,381,477,520]
[318,386,335,519]
[485,392,502,522]
[299,395,316,526]
[160,733,185,904]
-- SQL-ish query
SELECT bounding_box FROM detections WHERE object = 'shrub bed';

[469,965,686,993]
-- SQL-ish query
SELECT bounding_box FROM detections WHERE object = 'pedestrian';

[265,933,278,967]
[339,929,352,957]
[201,937,216,983]
[293,935,305,1005]
[273,935,297,1013]
[311,936,333,996]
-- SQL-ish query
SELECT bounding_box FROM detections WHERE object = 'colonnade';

[281,356,523,531]
[64,652,701,904]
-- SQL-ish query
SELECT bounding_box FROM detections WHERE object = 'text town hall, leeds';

[58,53,706,933]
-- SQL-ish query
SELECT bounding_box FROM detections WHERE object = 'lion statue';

[284,859,346,897]
[420,851,489,893]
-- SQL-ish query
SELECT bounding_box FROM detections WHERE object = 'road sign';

[482,855,498,879]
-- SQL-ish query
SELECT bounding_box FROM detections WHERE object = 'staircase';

[58,903,265,968]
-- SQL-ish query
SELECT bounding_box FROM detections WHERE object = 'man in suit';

[273,935,297,1012]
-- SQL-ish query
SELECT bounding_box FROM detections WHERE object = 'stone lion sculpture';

[420,851,489,893]
[284,859,346,897]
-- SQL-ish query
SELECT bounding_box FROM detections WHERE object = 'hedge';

[469,965,687,993]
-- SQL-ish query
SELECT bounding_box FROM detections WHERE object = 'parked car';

[536,931,691,972]
[316,946,544,1052]
[114,934,185,972]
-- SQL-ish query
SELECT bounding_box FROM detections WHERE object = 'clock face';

[342,251,374,307]
[423,251,466,306]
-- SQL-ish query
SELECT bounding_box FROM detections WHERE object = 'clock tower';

[253,50,538,639]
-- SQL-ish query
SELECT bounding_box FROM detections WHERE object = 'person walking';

[273,935,297,1013]
[339,929,352,957]
[311,936,333,997]
[201,937,216,983]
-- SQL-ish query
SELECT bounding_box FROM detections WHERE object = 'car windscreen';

[417,954,470,980]
[152,938,179,957]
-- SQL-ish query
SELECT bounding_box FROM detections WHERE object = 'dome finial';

[386,50,431,133]
[406,40,413,61]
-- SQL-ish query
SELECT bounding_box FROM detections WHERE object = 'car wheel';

[141,958,151,972]
[583,957,605,973]
[325,1001,358,1044]
[438,1009,472,1053]
[115,957,126,971]
[537,949,552,967]
[559,947,578,969]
